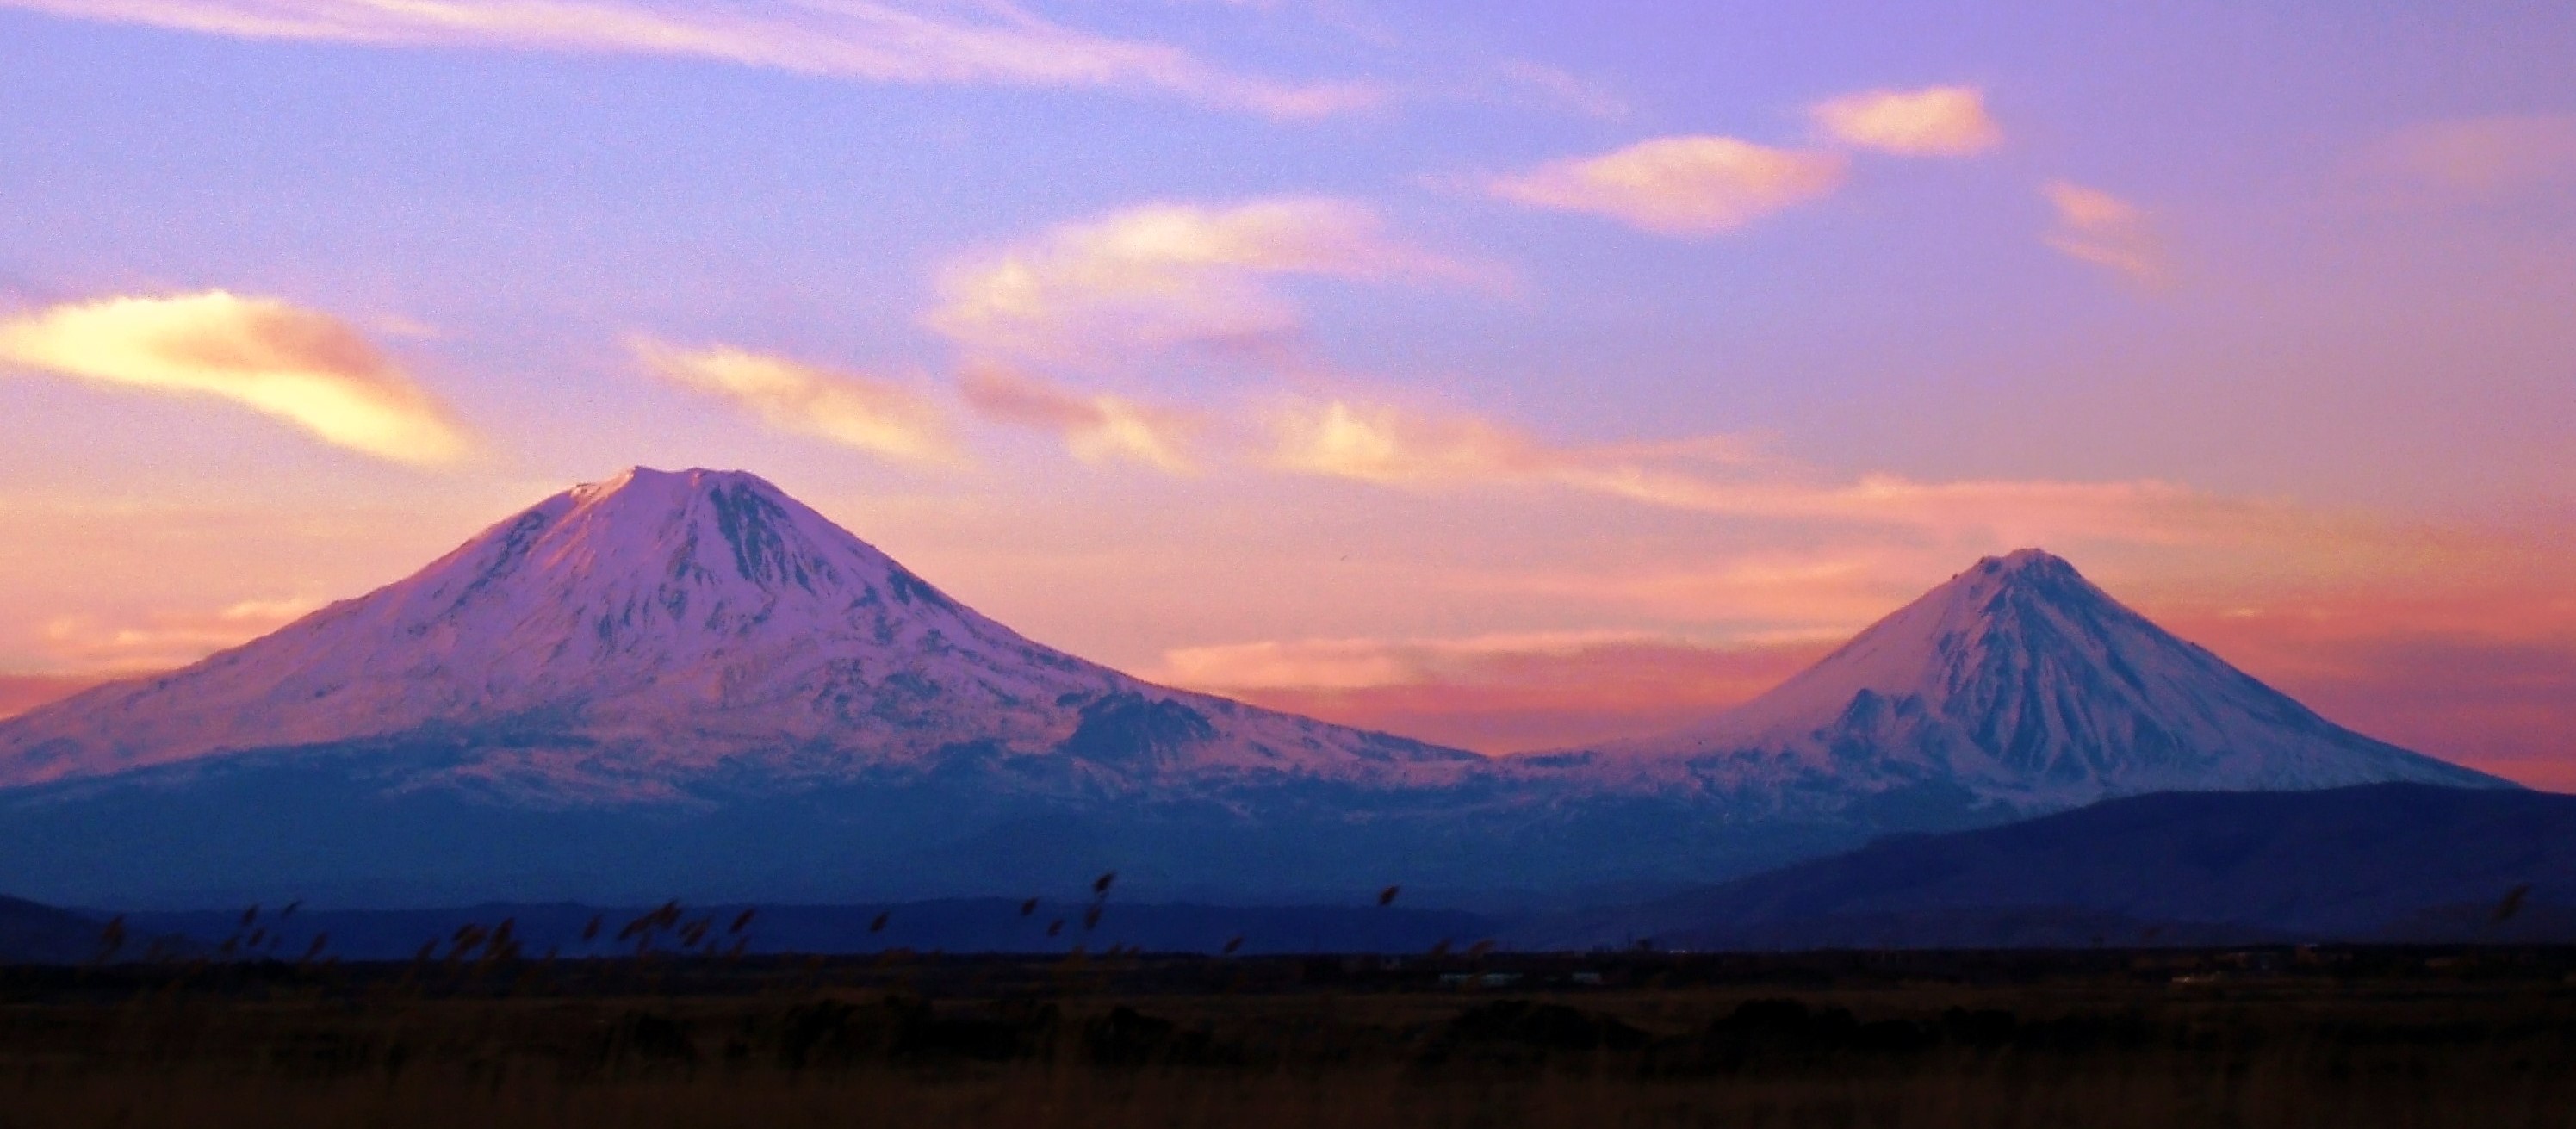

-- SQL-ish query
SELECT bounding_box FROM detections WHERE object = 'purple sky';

[1,1,2571,782]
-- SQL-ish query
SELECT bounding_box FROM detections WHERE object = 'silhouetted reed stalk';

[20,877,2576,1128]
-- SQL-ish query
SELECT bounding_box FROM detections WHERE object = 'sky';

[1,1,2572,785]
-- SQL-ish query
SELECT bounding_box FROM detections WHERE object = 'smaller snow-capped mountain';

[0,468,1471,802]
[0,488,2511,910]
[1568,549,2505,809]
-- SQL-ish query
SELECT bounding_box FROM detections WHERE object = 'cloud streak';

[926,196,1483,364]
[40,595,321,671]
[1268,400,1563,482]
[0,0,1377,118]
[0,291,470,465]
[2042,180,2170,285]
[1151,630,1834,754]
[1266,397,2305,548]
[959,364,1201,472]
[1810,85,2002,157]
[2374,115,2576,199]
[636,340,960,467]
[1489,135,1848,235]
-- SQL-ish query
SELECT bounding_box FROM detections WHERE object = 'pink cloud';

[0,0,1381,119]
[1154,632,1831,754]
[1489,136,1849,235]
[958,364,1202,473]
[2374,115,2576,198]
[2041,180,2171,286]
[38,596,322,672]
[926,197,1486,364]
[1265,398,2298,549]
[1810,85,2002,157]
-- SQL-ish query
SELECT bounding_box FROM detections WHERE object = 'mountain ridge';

[1555,549,2503,806]
[0,468,1476,803]
[0,468,2508,909]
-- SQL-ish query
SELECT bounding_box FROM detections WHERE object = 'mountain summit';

[0,484,2505,909]
[0,468,1468,800]
[1591,549,2504,805]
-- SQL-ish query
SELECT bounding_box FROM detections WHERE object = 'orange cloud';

[0,291,469,465]
[1153,632,1830,754]
[636,340,960,467]
[2374,115,2576,199]
[959,365,1201,473]
[1810,85,2002,156]
[2041,180,2171,285]
[1489,136,1848,235]
[927,197,1483,363]
[0,0,1379,119]
[1267,400,1561,482]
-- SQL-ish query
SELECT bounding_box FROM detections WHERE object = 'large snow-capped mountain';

[1556,549,2502,808]
[0,468,1470,802]
[0,475,2505,909]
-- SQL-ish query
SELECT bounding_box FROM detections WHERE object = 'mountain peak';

[0,469,1471,793]
[1934,548,2089,605]
[580,465,780,502]
[526,465,895,596]
[1597,550,2504,804]
[1981,546,2076,576]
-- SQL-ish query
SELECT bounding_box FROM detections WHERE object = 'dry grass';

[3,952,2574,1128]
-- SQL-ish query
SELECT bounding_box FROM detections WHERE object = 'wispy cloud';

[2373,115,2576,199]
[0,291,470,465]
[1809,84,2002,157]
[1488,135,1848,235]
[0,0,1379,118]
[1151,630,1831,754]
[1268,400,1566,482]
[958,363,1201,472]
[636,339,960,467]
[1491,59,1629,120]
[2041,180,2170,285]
[40,596,322,671]
[1268,397,2286,546]
[1486,553,1939,631]
[925,197,1485,364]
[1160,629,1695,691]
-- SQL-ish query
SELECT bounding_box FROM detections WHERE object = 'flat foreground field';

[3,948,2573,1128]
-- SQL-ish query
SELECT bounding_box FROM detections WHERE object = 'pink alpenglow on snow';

[0,468,1475,800]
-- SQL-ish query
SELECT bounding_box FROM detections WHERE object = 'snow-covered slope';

[0,483,2507,909]
[0,468,1471,801]
[1565,549,2505,807]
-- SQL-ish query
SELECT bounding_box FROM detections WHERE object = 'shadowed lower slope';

[1529,784,2576,950]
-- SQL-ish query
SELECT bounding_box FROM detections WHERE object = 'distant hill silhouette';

[1529,785,2576,950]
[0,895,107,963]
